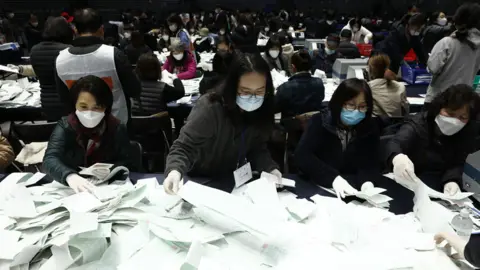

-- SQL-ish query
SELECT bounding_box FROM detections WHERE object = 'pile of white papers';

[0,79,41,108]
[0,172,461,270]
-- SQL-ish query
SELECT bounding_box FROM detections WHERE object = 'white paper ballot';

[22,172,46,186]
[260,172,295,187]
[69,212,98,236]
[0,229,22,259]
[181,241,204,270]
[62,192,103,213]
[0,64,20,73]
[414,184,456,234]
[245,178,289,221]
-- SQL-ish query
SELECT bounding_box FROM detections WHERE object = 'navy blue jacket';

[312,49,341,78]
[295,110,380,188]
[275,72,325,118]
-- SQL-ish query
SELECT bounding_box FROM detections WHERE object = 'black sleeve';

[465,235,480,267]
[274,85,288,114]
[112,124,136,170]
[163,79,185,103]
[113,48,141,99]
[55,69,73,114]
[295,114,340,187]
[357,124,381,181]
[43,123,77,185]
[411,36,428,65]
[385,123,418,170]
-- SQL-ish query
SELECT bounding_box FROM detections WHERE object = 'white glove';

[164,170,183,195]
[332,176,358,199]
[66,174,95,193]
[392,154,417,183]
[444,182,460,196]
[364,36,370,44]
[169,74,178,80]
[6,64,19,72]
[435,232,467,260]
[270,169,283,188]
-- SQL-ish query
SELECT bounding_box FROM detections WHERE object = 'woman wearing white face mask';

[386,84,480,196]
[341,18,373,44]
[162,40,197,80]
[262,35,290,76]
[163,52,280,195]
[43,75,135,193]
[167,14,193,52]
[422,11,454,53]
[157,29,171,51]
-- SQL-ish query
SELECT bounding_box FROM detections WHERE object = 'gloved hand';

[164,170,183,195]
[332,176,358,199]
[444,182,460,196]
[6,64,20,73]
[392,154,417,183]
[270,169,283,188]
[435,232,467,260]
[364,36,370,44]
[66,174,95,193]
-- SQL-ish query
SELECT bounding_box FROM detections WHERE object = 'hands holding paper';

[435,232,467,260]
[392,154,418,183]
[270,169,283,188]
[444,182,460,196]
[66,174,95,193]
[164,170,183,195]
[332,176,358,199]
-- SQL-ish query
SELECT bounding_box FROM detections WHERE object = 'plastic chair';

[130,113,172,172]
[129,141,144,172]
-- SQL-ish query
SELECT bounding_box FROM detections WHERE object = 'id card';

[233,162,252,188]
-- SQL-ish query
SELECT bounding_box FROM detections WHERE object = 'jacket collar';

[288,72,311,81]
[72,36,104,47]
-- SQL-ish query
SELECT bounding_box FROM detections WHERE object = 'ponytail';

[453,27,477,50]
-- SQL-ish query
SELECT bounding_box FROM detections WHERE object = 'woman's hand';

[66,174,95,193]
[332,176,358,199]
[435,232,467,260]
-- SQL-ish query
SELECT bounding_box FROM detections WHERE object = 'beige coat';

[0,136,14,170]
[368,78,409,118]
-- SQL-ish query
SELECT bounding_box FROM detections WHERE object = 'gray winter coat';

[425,28,480,103]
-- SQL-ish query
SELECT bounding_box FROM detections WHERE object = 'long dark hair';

[209,51,274,131]
[453,3,480,50]
[328,78,373,126]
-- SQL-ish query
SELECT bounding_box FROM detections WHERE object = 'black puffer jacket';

[30,41,71,121]
[132,79,185,116]
[386,112,477,191]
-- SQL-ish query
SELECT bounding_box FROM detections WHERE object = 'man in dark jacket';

[337,29,361,59]
[275,49,325,118]
[30,17,73,121]
[214,6,229,33]
[55,8,141,124]
[24,14,42,52]
[312,34,342,77]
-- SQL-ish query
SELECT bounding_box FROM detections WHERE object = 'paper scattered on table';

[271,69,289,89]
[0,64,20,73]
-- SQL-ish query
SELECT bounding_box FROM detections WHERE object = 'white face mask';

[31,22,39,27]
[326,20,334,25]
[410,29,421,36]
[437,17,447,26]
[76,110,105,128]
[169,24,178,32]
[435,114,466,136]
[124,32,131,39]
[162,35,169,41]
[269,50,280,58]
[352,26,360,32]
[173,53,184,61]
[264,27,270,32]
[219,30,226,35]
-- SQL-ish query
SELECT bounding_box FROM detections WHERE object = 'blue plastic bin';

[401,64,432,85]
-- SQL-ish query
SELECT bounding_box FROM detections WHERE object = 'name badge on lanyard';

[233,130,252,188]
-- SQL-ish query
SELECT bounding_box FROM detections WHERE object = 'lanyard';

[236,130,246,168]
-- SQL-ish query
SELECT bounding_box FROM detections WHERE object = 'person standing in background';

[422,11,454,54]
[342,18,373,44]
[25,14,42,52]
[425,3,480,106]
[167,14,193,52]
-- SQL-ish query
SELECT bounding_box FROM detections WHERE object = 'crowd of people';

[1,3,480,265]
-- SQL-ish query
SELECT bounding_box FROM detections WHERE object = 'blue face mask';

[236,95,264,112]
[340,109,365,126]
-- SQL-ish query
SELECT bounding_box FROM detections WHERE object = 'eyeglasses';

[344,103,368,113]
[238,93,265,99]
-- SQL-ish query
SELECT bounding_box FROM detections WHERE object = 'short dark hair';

[340,29,352,39]
[74,8,102,34]
[42,16,74,44]
[349,18,362,28]
[291,49,312,72]
[427,84,480,122]
[407,13,426,28]
[329,78,373,125]
[210,51,275,131]
[135,53,161,81]
[167,14,184,29]
[131,31,145,48]
[70,75,114,116]
[265,35,282,53]
[212,51,233,74]
[217,35,231,48]
[230,25,257,53]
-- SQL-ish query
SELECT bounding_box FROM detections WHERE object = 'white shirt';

[342,21,373,44]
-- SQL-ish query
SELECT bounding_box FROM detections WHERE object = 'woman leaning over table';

[163,51,281,194]
[43,75,135,193]
[295,78,414,214]
[386,84,480,196]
